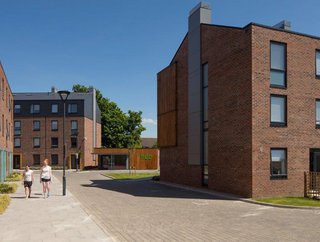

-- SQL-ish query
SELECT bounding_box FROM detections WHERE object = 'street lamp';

[58,90,70,196]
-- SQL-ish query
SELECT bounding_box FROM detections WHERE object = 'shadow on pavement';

[82,179,235,200]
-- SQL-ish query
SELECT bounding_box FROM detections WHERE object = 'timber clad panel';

[157,63,177,147]
[158,111,176,147]
[157,63,177,115]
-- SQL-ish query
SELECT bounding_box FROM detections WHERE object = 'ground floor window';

[270,148,287,178]
[99,154,128,170]
[33,154,40,166]
[51,154,58,165]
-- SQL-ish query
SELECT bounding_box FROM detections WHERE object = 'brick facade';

[159,19,320,197]
[0,63,14,182]
[13,91,101,169]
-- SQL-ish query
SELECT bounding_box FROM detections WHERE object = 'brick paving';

[0,172,113,242]
[55,171,320,242]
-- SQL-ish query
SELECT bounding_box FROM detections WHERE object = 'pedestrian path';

[0,172,114,242]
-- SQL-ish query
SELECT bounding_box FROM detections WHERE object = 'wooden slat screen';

[157,63,177,147]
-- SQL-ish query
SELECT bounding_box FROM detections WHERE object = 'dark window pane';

[33,137,40,148]
[51,121,58,131]
[33,154,40,165]
[14,105,21,113]
[51,104,58,113]
[51,154,58,165]
[271,96,286,124]
[14,138,21,148]
[271,43,285,70]
[271,149,287,176]
[33,121,40,131]
[317,51,320,76]
[316,101,320,125]
[68,104,78,113]
[202,63,208,87]
[51,137,58,148]
[270,70,285,86]
[71,137,77,148]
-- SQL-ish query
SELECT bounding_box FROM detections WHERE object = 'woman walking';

[40,159,52,198]
[23,165,34,199]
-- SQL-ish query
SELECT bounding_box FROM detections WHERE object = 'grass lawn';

[0,195,11,214]
[104,172,159,180]
[256,197,320,207]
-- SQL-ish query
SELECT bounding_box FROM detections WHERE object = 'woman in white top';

[40,159,52,198]
[23,165,34,199]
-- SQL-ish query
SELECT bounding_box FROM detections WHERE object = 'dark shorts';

[24,181,32,188]
[41,178,51,182]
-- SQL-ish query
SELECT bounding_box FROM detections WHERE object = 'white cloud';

[142,118,157,125]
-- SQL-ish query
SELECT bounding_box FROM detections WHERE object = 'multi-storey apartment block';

[158,3,320,197]
[13,87,101,169]
[0,63,14,182]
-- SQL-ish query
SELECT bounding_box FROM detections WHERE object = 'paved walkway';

[59,171,320,242]
[0,172,113,242]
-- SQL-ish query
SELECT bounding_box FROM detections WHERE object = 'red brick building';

[13,87,101,169]
[0,62,14,182]
[158,3,320,198]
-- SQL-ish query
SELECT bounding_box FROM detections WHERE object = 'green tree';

[72,84,146,148]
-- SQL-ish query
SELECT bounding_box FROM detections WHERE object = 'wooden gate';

[305,172,320,197]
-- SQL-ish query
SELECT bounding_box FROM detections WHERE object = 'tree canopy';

[72,84,146,148]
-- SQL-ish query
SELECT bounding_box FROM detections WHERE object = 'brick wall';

[14,116,100,168]
[0,63,13,178]
[202,25,253,197]
[252,25,320,197]
[159,36,203,187]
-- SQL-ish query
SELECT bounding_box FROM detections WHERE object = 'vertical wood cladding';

[157,63,177,147]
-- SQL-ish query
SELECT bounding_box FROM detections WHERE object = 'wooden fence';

[304,172,320,197]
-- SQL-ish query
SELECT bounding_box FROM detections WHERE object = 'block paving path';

[0,171,113,242]
[56,171,320,242]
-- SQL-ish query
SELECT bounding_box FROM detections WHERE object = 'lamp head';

[58,90,71,101]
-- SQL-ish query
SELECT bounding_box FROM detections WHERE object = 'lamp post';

[58,90,70,196]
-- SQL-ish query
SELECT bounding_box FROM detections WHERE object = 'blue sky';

[1,0,320,137]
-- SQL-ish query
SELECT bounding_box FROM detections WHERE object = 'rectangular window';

[68,104,78,113]
[14,121,21,136]
[14,137,21,148]
[71,120,78,136]
[316,100,320,128]
[33,154,40,166]
[51,120,58,131]
[270,148,287,178]
[316,50,320,77]
[30,104,40,114]
[51,137,58,148]
[51,154,58,165]
[71,137,77,148]
[51,104,58,113]
[2,115,4,137]
[33,120,40,131]
[33,137,40,148]
[202,63,208,186]
[270,42,286,88]
[270,95,287,126]
[14,104,21,113]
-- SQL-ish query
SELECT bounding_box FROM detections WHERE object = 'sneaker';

[43,193,46,199]
[47,193,50,198]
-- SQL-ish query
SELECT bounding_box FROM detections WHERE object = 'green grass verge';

[6,172,23,182]
[0,183,17,194]
[256,197,320,207]
[0,195,11,214]
[104,172,159,180]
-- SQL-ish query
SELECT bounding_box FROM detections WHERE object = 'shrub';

[6,172,23,182]
[0,183,17,194]
[0,195,11,214]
